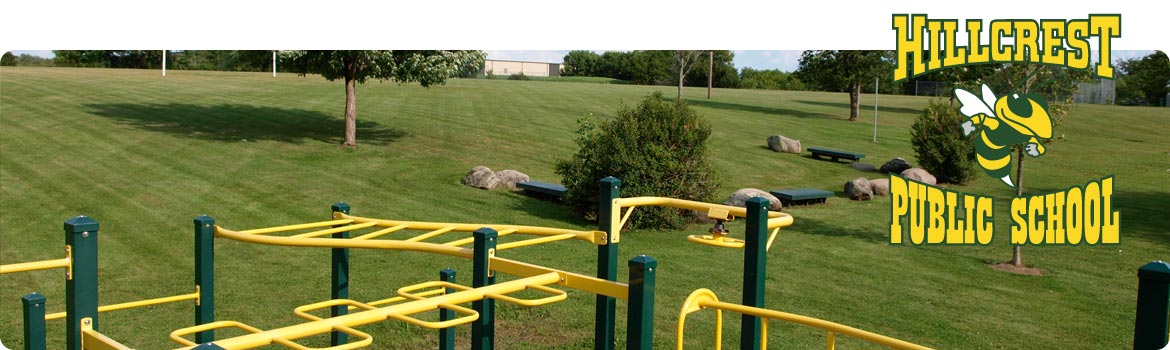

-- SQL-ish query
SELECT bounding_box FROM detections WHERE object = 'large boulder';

[901,168,937,185]
[462,166,499,190]
[723,188,783,212]
[494,169,530,191]
[766,135,802,154]
[869,178,890,196]
[844,177,874,200]
[880,157,912,174]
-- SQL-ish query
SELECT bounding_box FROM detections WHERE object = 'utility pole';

[707,51,714,99]
[162,50,166,77]
[273,51,277,77]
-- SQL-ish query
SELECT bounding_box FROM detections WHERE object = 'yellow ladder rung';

[405,226,457,242]
[238,219,353,235]
[352,224,409,240]
[291,221,378,238]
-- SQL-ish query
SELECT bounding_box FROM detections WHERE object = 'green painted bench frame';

[516,181,567,198]
[808,147,865,163]
[769,188,833,206]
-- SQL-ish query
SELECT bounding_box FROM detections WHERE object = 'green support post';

[194,215,216,344]
[626,255,657,350]
[330,202,351,347]
[472,228,498,350]
[740,197,769,350]
[64,216,99,350]
[22,292,46,350]
[595,177,621,350]
[1134,261,1170,350]
[439,268,457,350]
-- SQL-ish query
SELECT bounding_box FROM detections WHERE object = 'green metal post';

[22,292,46,350]
[626,255,657,350]
[740,197,769,350]
[439,268,457,350]
[1134,260,1170,350]
[595,177,621,350]
[64,216,99,350]
[194,215,216,344]
[472,228,497,350]
[330,202,351,347]
[192,344,227,349]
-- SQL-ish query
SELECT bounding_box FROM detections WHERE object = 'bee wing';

[955,87,995,118]
[980,84,997,110]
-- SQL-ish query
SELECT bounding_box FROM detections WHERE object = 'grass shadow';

[1032,187,1170,244]
[84,103,406,145]
[788,216,887,243]
[682,99,839,120]
[504,192,591,227]
[794,100,923,115]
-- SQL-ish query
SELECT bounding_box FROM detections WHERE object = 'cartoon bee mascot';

[955,84,1053,188]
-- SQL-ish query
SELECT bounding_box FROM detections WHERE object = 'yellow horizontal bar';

[352,224,409,240]
[340,213,605,244]
[237,219,353,235]
[294,299,377,321]
[491,258,628,299]
[46,290,201,321]
[485,284,568,307]
[686,290,931,350]
[442,229,517,247]
[0,257,70,275]
[497,233,578,250]
[614,197,788,220]
[83,328,134,350]
[290,221,378,238]
[405,226,457,242]
[359,288,445,310]
[173,273,562,350]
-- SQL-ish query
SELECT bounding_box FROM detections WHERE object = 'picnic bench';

[808,147,865,163]
[516,181,567,199]
[769,188,833,206]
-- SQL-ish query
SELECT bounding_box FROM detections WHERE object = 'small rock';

[880,157,912,174]
[494,169,530,191]
[845,177,873,200]
[723,188,783,212]
[901,168,937,185]
[869,178,890,196]
[462,166,499,190]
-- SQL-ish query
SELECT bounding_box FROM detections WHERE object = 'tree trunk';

[678,66,685,100]
[343,75,357,147]
[849,81,860,121]
[1011,146,1025,266]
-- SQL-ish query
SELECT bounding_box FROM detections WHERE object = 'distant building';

[483,59,562,77]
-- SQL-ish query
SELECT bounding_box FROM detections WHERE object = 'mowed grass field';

[1,67,1167,349]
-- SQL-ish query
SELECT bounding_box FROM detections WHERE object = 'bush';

[910,99,977,184]
[555,92,720,229]
[508,72,528,80]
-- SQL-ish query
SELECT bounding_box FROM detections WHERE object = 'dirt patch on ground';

[989,262,1046,276]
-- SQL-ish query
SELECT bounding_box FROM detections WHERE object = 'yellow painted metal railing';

[0,245,72,278]
[677,289,932,350]
[612,197,794,249]
[170,272,565,350]
[81,317,134,350]
[45,288,201,321]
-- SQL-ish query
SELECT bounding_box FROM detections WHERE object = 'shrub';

[555,92,720,229]
[508,72,528,80]
[910,99,977,184]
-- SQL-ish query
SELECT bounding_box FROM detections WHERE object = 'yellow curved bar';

[387,303,479,330]
[170,321,264,346]
[676,289,932,350]
[293,299,376,321]
[686,235,746,248]
[45,289,200,321]
[338,213,606,245]
[485,284,568,307]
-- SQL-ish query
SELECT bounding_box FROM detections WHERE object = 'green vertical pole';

[330,202,351,347]
[439,268,457,350]
[626,255,657,350]
[471,228,497,350]
[1134,261,1170,350]
[64,216,99,350]
[595,177,621,350]
[740,197,769,350]
[22,292,46,350]
[194,215,216,344]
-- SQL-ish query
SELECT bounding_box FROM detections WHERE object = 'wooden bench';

[769,188,833,206]
[516,181,567,199]
[808,147,865,163]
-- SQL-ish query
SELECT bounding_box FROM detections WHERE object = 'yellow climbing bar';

[677,289,932,350]
[338,213,607,245]
[290,221,378,238]
[352,224,409,240]
[82,317,133,350]
[610,197,794,243]
[239,219,353,235]
[0,246,72,278]
[46,288,201,321]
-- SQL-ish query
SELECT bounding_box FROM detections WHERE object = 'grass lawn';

[1,67,1167,349]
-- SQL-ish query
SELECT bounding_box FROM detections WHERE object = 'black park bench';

[769,188,833,206]
[516,181,567,199]
[808,147,865,163]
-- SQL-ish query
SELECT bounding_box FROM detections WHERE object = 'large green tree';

[280,50,484,147]
[1117,51,1170,106]
[561,50,602,77]
[795,50,893,121]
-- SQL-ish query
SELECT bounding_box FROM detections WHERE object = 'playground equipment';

[1,176,952,350]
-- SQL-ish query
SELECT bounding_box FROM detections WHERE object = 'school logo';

[955,84,1052,187]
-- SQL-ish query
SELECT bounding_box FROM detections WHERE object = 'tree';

[1117,51,1170,106]
[740,68,805,91]
[562,50,602,77]
[280,50,484,147]
[0,52,15,66]
[795,50,893,121]
[685,50,741,89]
[671,51,705,99]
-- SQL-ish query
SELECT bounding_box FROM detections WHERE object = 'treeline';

[561,50,741,88]
[0,50,279,72]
